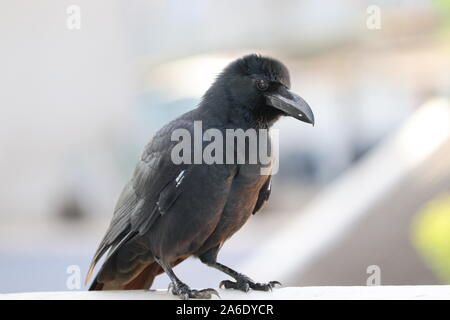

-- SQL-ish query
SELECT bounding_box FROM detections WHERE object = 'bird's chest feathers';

[237,160,272,180]
[224,163,270,213]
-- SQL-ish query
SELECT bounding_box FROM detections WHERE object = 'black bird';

[86,54,314,299]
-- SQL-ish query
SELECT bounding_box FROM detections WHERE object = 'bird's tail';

[88,262,164,291]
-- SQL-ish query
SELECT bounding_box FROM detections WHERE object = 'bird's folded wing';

[86,127,188,283]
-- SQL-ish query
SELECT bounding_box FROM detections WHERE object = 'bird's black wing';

[86,121,190,283]
[252,175,272,215]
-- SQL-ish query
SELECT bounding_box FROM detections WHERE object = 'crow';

[86,54,314,299]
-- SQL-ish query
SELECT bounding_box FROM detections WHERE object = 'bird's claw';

[219,278,282,292]
[251,280,282,291]
[190,288,220,299]
[220,280,250,292]
[169,282,220,300]
[269,281,282,288]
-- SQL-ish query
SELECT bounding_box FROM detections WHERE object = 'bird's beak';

[265,89,315,126]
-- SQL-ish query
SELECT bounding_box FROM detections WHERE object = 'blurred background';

[0,0,449,293]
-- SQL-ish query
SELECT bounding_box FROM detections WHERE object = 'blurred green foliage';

[434,0,450,29]
[412,193,450,284]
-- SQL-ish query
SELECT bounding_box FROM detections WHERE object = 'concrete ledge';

[1,286,449,300]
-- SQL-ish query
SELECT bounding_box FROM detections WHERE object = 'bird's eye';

[256,79,269,91]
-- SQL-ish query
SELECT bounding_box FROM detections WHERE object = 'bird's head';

[204,54,314,127]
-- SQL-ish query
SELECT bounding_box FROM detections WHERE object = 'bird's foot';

[168,282,220,300]
[219,275,281,292]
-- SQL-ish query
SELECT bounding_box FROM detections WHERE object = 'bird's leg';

[154,257,219,300]
[212,261,281,292]
[199,252,281,292]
